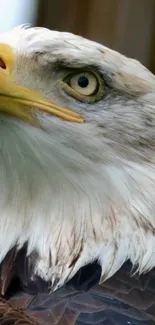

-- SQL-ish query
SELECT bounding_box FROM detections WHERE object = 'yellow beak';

[0,44,84,125]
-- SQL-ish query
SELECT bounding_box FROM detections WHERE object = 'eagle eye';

[68,72,98,96]
[62,70,104,102]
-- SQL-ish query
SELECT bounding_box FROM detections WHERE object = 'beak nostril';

[0,43,15,75]
[0,58,6,70]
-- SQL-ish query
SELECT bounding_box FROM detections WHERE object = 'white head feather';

[0,26,155,290]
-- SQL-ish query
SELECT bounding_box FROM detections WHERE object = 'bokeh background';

[0,0,155,73]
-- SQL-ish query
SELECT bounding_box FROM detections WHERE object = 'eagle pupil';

[78,76,89,88]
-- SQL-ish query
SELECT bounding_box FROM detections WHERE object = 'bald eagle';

[0,26,155,324]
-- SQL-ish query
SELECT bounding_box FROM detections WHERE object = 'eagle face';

[0,26,155,294]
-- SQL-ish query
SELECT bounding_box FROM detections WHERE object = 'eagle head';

[0,26,155,295]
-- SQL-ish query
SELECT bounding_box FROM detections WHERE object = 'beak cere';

[0,43,84,125]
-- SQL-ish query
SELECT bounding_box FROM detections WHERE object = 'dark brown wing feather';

[0,298,39,324]
[1,246,155,325]
[25,264,155,325]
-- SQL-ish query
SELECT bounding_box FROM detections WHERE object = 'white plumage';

[0,26,155,291]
